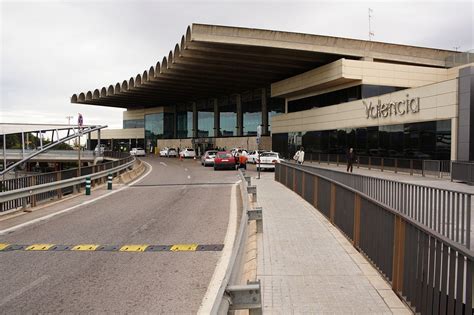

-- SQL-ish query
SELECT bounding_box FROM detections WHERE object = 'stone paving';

[253,172,411,314]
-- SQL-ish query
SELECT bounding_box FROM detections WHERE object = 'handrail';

[0,157,135,205]
[210,170,255,314]
[281,161,473,258]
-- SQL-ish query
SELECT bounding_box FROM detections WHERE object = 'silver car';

[201,150,218,166]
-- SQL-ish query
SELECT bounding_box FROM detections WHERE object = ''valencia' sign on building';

[363,94,420,119]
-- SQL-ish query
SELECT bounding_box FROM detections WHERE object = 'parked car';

[256,152,283,171]
[130,147,146,157]
[180,148,196,158]
[214,151,237,170]
[247,150,266,164]
[94,144,106,154]
[159,147,169,157]
[201,150,218,166]
[167,148,178,157]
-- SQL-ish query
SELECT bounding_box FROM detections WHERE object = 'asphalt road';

[0,156,240,313]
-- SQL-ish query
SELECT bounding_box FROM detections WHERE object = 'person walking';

[294,147,305,165]
[346,148,356,172]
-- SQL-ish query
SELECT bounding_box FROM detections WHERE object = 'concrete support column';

[457,66,474,160]
[192,102,198,138]
[236,94,243,136]
[213,98,219,137]
[261,88,268,135]
[284,98,289,113]
[97,129,101,149]
[173,106,177,139]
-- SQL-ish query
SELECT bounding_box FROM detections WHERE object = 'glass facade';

[144,112,174,151]
[241,90,261,136]
[219,96,236,137]
[123,119,144,129]
[197,100,214,138]
[177,104,193,138]
[287,85,405,113]
[268,90,285,134]
[273,120,451,160]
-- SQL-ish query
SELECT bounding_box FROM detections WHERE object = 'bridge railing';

[303,153,451,178]
[276,162,473,314]
[0,152,134,212]
[292,163,471,250]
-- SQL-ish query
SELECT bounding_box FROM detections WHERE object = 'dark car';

[214,151,236,170]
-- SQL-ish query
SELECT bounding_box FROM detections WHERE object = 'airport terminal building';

[72,24,474,160]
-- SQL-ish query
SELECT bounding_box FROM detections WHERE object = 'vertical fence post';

[293,169,297,192]
[85,176,91,195]
[56,172,62,199]
[392,216,406,293]
[381,158,384,172]
[330,183,336,224]
[353,194,361,248]
[108,174,113,190]
[313,176,319,209]
[31,176,37,208]
[395,159,398,174]
[368,157,372,170]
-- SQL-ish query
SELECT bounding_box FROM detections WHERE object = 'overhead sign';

[363,94,420,119]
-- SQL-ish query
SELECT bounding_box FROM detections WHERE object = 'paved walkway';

[252,172,411,314]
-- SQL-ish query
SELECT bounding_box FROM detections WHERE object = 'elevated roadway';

[0,157,239,313]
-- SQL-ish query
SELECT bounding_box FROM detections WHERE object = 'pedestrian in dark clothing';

[346,148,355,173]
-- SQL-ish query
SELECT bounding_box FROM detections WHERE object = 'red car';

[214,151,237,170]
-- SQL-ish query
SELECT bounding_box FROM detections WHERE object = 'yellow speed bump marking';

[119,244,149,252]
[0,243,10,251]
[25,244,55,251]
[170,244,198,252]
[71,244,99,251]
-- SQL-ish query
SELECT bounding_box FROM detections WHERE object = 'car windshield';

[136,148,143,150]
[169,148,176,151]
[207,151,217,155]
[261,152,278,157]
[217,153,231,158]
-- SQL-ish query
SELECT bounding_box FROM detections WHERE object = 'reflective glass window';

[123,119,144,129]
[219,97,236,137]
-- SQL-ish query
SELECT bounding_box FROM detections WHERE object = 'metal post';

[21,132,25,159]
[108,173,113,190]
[85,176,91,195]
[2,134,6,180]
[77,133,81,177]
[39,131,43,149]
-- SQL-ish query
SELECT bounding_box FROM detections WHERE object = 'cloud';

[1,0,472,130]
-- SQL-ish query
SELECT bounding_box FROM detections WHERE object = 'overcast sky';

[1,0,472,129]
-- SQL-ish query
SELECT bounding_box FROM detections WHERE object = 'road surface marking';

[187,175,191,179]
[0,161,153,236]
[25,244,55,251]
[160,162,167,166]
[119,244,149,252]
[0,243,223,252]
[0,275,49,307]
[184,168,188,171]
[71,244,100,251]
[170,244,198,251]
[198,182,239,314]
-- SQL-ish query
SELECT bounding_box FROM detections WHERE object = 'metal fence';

[0,151,133,212]
[293,163,472,249]
[302,153,451,178]
[276,162,473,315]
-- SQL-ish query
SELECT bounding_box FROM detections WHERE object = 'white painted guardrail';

[0,157,135,205]
[207,169,262,314]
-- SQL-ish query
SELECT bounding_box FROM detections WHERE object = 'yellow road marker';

[119,244,149,252]
[71,244,99,251]
[25,244,55,251]
[170,244,198,251]
[0,243,10,251]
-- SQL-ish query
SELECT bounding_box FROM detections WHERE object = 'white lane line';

[0,275,49,307]
[184,168,188,171]
[0,161,153,236]
[187,175,191,179]
[198,182,239,314]
[159,162,167,167]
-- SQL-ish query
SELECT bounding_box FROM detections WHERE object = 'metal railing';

[276,162,473,315]
[0,152,134,212]
[302,153,451,178]
[293,163,472,249]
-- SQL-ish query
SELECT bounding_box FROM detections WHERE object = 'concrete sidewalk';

[252,172,411,314]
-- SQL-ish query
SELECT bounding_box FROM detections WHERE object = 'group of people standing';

[293,146,357,173]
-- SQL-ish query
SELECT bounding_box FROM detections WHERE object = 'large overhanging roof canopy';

[71,24,456,108]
